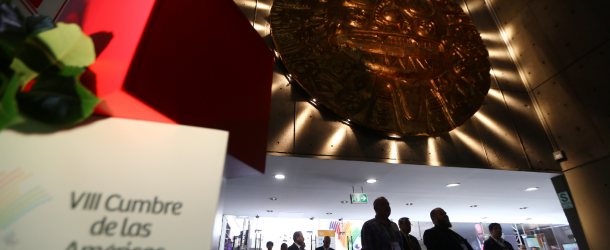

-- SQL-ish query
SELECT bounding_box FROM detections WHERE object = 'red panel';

[57,0,273,175]
[124,0,274,174]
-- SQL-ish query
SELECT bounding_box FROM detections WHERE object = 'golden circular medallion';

[271,0,491,136]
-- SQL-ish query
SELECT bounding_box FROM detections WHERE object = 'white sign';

[0,117,229,249]
[557,191,575,209]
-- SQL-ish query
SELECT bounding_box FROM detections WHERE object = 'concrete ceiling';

[224,155,568,224]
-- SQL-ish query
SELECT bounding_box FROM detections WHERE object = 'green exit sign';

[351,193,368,204]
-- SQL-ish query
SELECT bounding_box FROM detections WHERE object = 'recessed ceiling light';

[269,197,277,201]
[446,183,460,188]
[326,212,332,215]
[267,210,273,212]
[481,217,488,219]
[340,201,349,204]
[525,187,539,192]
[525,218,532,220]
[274,174,286,179]
[366,179,377,184]
[406,203,413,206]
[520,207,528,210]
[470,205,478,208]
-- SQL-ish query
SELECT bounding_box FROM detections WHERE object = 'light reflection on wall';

[452,129,482,156]
[254,23,266,31]
[487,89,502,99]
[479,33,503,43]
[487,48,510,60]
[389,141,398,162]
[328,127,346,149]
[474,112,506,138]
[256,3,271,10]
[295,104,316,138]
[427,137,440,165]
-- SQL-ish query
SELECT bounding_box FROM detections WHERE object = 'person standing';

[315,236,335,250]
[361,197,403,250]
[398,217,421,250]
[423,208,474,250]
[288,231,306,250]
[484,223,514,250]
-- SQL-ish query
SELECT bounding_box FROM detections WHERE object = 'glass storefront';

[223,216,580,250]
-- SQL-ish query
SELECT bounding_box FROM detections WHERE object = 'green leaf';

[16,69,100,125]
[9,57,38,84]
[0,72,23,130]
[11,22,95,83]
[24,14,55,37]
[36,22,95,68]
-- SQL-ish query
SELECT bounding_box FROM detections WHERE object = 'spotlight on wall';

[553,150,566,161]
[274,174,286,179]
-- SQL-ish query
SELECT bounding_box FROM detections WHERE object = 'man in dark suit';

[483,223,515,250]
[398,217,421,250]
[288,231,306,250]
[423,207,474,250]
[315,236,334,250]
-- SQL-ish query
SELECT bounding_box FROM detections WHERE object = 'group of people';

[266,197,537,250]
[359,197,519,250]
[265,234,333,250]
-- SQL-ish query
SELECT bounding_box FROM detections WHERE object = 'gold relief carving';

[271,0,491,136]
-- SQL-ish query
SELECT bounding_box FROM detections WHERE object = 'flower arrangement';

[0,0,99,131]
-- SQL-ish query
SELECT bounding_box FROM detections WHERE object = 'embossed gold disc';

[270,0,491,136]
